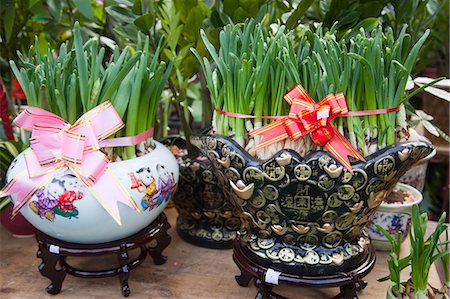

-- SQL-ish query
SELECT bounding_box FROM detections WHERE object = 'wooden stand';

[35,212,171,297]
[232,236,376,299]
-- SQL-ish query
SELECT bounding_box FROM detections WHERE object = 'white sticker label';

[265,268,281,285]
[49,245,60,254]
[317,109,330,120]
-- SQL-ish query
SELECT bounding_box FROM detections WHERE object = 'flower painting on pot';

[192,20,434,276]
[0,23,178,244]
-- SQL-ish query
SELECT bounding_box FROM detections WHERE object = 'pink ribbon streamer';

[99,128,154,148]
[0,102,153,225]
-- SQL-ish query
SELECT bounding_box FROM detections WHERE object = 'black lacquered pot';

[191,135,433,275]
[165,138,240,249]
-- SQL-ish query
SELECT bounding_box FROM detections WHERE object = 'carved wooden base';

[35,212,171,297]
[232,236,376,299]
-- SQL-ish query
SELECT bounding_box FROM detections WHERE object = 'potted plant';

[0,22,178,244]
[398,77,449,193]
[156,2,241,248]
[377,205,449,299]
[366,182,423,251]
[164,137,240,248]
[190,19,433,285]
[437,229,450,297]
[105,0,244,248]
[0,139,35,237]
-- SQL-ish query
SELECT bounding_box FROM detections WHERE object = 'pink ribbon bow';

[0,102,150,225]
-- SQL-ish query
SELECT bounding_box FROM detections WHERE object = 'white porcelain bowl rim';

[380,182,423,209]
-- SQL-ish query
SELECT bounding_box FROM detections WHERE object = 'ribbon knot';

[249,84,365,172]
[299,103,331,128]
[310,123,334,147]
[20,102,124,185]
[0,102,148,225]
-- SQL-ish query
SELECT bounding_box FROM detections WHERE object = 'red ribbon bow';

[249,85,365,172]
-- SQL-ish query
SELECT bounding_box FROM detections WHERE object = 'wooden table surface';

[0,207,445,299]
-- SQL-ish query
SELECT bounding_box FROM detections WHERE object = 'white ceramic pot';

[366,183,423,251]
[6,141,179,244]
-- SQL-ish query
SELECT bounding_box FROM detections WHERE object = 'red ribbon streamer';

[214,109,284,120]
[215,104,400,119]
[217,85,373,172]
[344,106,401,116]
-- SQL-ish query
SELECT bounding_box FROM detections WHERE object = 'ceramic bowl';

[6,141,179,244]
[366,183,423,251]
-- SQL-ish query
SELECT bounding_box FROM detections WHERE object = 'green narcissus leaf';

[47,0,62,22]
[285,0,315,29]
[10,21,169,160]
[72,0,94,19]
[134,13,155,32]
[132,0,142,15]
[3,0,15,43]
[105,5,136,24]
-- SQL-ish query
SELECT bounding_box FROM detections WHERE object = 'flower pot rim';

[192,134,433,166]
[6,141,165,184]
[386,285,398,299]
[380,182,423,209]
[106,140,162,165]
